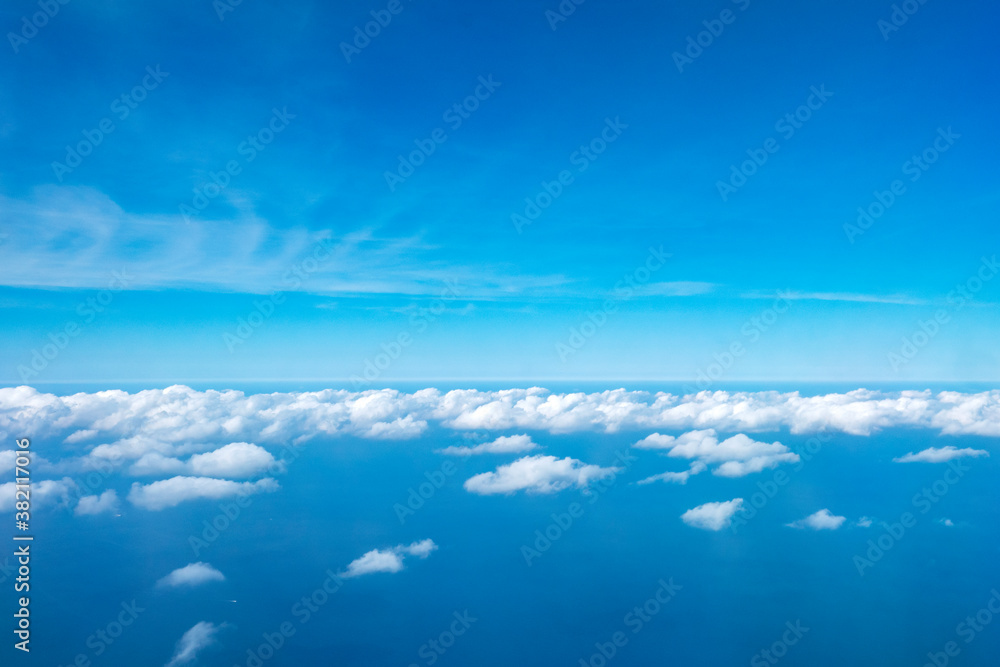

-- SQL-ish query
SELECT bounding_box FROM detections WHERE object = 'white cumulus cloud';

[75,490,119,516]
[127,476,278,511]
[157,562,226,589]
[635,429,798,478]
[681,498,744,531]
[463,454,619,495]
[341,539,438,578]
[787,509,847,530]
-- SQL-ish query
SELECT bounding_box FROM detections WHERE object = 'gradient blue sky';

[1,0,998,384]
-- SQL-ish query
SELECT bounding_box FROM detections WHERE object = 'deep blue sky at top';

[0,0,998,383]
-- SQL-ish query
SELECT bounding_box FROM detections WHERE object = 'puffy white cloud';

[341,539,438,578]
[681,498,744,531]
[165,621,225,667]
[437,434,539,456]
[635,430,798,478]
[464,455,619,495]
[787,509,846,530]
[893,446,990,463]
[188,442,280,478]
[157,562,226,589]
[75,490,119,516]
[127,476,279,511]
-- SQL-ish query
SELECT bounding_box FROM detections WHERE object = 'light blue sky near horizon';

[1,0,998,384]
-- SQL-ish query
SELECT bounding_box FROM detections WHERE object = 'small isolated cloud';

[857,516,873,528]
[634,430,798,478]
[681,498,744,531]
[341,539,437,578]
[637,461,707,485]
[893,446,989,463]
[463,454,619,495]
[157,562,226,589]
[939,518,955,527]
[787,509,846,531]
[75,490,119,516]
[437,434,539,456]
[127,477,279,511]
[129,442,280,478]
[165,621,225,667]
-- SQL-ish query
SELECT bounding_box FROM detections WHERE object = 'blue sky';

[2,0,999,384]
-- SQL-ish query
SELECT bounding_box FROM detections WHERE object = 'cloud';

[74,490,119,516]
[127,477,279,511]
[437,434,539,456]
[893,446,990,463]
[635,430,798,478]
[939,518,955,527]
[188,442,281,477]
[635,281,715,297]
[0,477,77,512]
[463,455,619,495]
[787,509,846,530]
[157,562,226,589]
[681,498,744,531]
[857,516,873,528]
[341,539,437,578]
[165,621,225,667]
[637,461,707,485]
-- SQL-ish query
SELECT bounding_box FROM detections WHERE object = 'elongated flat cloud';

[635,430,798,478]
[157,562,226,589]
[464,455,619,495]
[129,442,281,478]
[437,434,539,456]
[637,461,707,485]
[341,539,437,578]
[787,509,847,530]
[165,621,225,667]
[127,476,278,511]
[681,498,744,531]
[893,446,990,463]
[75,490,119,516]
